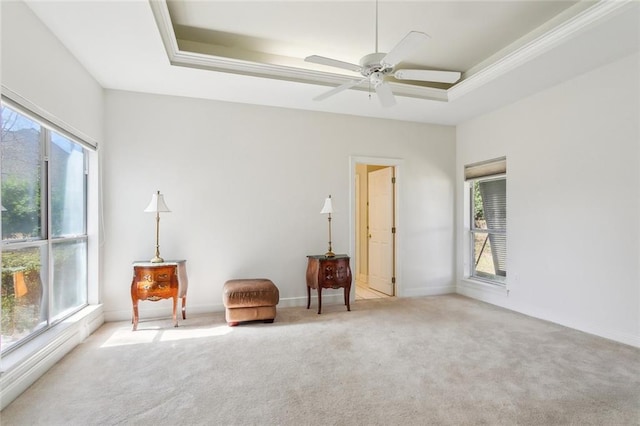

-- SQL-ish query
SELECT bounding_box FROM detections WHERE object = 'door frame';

[349,156,403,301]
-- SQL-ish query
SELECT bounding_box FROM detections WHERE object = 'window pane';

[472,181,487,229]
[1,102,90,355]
[51,239,87,320]
[473,232,506,283]
[478,179,506,232]
[1,245,48,351]
[1,106,43,240]
[473,232,492,273]
[470,176,507,283]
[50,132,86,237]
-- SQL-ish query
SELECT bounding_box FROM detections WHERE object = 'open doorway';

[353,161,397,300]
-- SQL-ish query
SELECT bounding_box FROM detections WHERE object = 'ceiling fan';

[305,2,461,107]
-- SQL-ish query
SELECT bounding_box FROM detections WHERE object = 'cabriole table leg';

[132,303,139,331]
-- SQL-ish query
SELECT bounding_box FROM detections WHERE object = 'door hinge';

[392,277,396,284]
[392,227,396,234]
[392,177,396,184]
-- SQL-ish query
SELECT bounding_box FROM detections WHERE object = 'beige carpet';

[2,295,639,425]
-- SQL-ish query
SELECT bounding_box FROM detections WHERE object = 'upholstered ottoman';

[222,279,279,326]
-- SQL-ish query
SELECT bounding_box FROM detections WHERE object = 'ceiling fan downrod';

[374,0,379,53]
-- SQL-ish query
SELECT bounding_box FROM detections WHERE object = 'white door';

[368,167,394,296]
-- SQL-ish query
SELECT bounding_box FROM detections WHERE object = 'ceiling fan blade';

[381,31,430,67]
[375,82,396,108]
[313,78,367,102]
[394,69,461,84]
[305,55,361,73]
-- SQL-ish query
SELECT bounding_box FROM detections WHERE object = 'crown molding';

[170,49,450,102]
[149,0,449,102]
[149,0,632,106]
[448,0,634,101]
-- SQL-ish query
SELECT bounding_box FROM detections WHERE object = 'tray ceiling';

[21,0,640,124]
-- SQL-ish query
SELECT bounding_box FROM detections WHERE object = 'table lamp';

[320,195,335,257]
[144,190,171,263]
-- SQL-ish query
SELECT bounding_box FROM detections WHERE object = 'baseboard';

[511,304,640,349]
[103,295,343,322]
[0,305,104,411]
[456,280,640,349]
[402,284,456,298]
[570,322,640,348]
[103,302,226,323]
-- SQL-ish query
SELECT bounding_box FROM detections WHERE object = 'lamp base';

[325,251,335,258]
[150,256,164,263]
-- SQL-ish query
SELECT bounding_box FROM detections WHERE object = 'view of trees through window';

[1,103,88,353]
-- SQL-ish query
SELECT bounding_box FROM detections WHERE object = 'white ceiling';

[24,0,640,125]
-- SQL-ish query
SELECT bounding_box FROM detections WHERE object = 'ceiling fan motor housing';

[359,52,393,77]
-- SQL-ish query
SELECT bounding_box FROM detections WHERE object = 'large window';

[1,102,89,353]
[465,158,507,284]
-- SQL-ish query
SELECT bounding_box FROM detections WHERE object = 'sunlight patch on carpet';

[158,325,232,341]
[99,325,232,348]
[100,329,159,347]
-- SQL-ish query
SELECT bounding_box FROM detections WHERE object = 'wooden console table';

[306,255,352,314]
[131,260,188,331]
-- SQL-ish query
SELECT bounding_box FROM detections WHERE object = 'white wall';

[456,52,640,347]
[1,0,104,410]
[1,1,103,143]
[102,90,456,321]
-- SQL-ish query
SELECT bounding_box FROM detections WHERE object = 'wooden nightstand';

[306,255,352,314]
[130,260,188,331]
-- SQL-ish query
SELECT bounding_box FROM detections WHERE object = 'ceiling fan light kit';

[305,2,461,108]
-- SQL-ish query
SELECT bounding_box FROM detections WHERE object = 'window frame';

[1,100,92,355]
[468,175,507,285]
[463,156,507,287]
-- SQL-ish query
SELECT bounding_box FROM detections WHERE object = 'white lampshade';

[320,196,333,214]
[144,191,171,213]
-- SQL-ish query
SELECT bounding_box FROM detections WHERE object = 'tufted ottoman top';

[223,279,279,308]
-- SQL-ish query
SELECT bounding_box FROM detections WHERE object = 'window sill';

[458,277,509,296]
[0,304,104,410]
